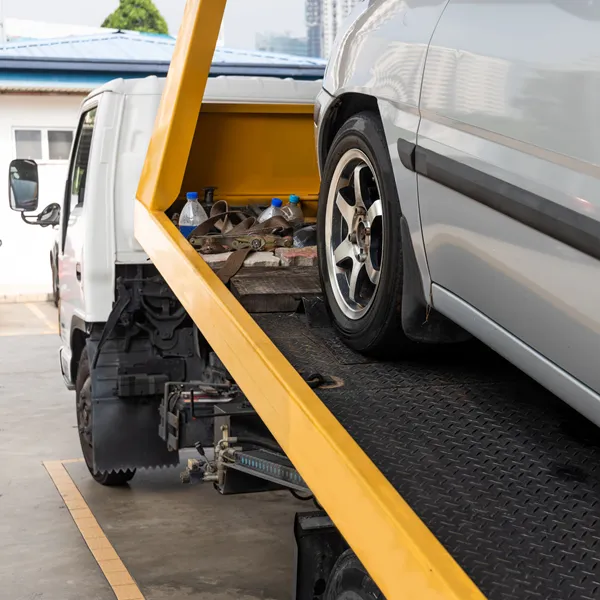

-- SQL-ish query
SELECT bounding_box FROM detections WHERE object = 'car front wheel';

[317,111,416,356]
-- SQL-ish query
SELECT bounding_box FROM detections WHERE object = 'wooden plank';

[230,267,321,313]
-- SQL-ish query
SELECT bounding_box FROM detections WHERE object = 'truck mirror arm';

[20,203,61,228]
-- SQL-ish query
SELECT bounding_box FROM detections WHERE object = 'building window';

[14,130,42,160]
[14,128,75,162]
[48,130,74,160]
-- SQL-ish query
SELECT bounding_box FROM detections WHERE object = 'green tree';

[102,0,169,35]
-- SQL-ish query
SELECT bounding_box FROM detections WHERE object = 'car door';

[58,105,98,341]
[416,1,600,394]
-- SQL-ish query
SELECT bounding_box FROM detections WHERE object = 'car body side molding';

[411,145,600,262]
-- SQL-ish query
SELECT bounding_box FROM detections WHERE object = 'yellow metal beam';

[137,0,227,211]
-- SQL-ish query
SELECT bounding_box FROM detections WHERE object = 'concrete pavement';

[0,310,110,600]
[0,302,306,599]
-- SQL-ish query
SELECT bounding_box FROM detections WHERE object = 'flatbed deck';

[256,310,600,600]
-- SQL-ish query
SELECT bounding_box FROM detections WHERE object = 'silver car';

[315,0,600,426]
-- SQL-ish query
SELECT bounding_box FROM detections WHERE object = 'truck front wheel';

[76,347,136,486]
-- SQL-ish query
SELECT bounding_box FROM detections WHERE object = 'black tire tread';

[76,348,136,487]
[325,549,385,600]
[51,253,59,308]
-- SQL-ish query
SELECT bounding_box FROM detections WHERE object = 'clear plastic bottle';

[179,191,208,238]
[257,198,284,223]
[281,194,304,226]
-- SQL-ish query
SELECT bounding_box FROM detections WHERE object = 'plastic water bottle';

[257,198,284,223]
[281,194,304,226]
[179,192,208,238]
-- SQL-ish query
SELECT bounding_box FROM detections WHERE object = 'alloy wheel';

[324,149,384,320]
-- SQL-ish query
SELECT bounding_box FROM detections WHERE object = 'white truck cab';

[11,76,322,389]
[7,75,321,482]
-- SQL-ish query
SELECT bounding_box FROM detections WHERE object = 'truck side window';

[70,107,97,210]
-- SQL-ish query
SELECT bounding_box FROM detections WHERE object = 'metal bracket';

[294,511,347,600]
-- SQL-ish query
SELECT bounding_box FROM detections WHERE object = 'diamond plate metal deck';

[255,312,600,600]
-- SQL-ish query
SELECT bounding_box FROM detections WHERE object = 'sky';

[0,0,307,49]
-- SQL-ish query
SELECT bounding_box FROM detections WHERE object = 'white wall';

[0,94,85,298]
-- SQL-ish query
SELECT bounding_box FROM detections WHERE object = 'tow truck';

[11,0,600,598]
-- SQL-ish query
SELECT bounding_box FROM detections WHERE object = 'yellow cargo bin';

[135,1,484,598]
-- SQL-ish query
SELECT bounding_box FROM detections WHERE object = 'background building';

[305,0,323,58]
[256,33,308,57]
[0,30,325,299]
[323,0,361,57]
[0,31,178,299]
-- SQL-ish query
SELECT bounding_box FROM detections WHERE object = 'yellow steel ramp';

[134,1,484,598]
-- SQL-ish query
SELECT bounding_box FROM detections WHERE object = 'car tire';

[325,549,384,600]
[76,348,136,486]
[317,111,417,356]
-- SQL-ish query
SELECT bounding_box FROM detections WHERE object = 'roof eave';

[0,56,325,79]
[0,55,171,73]
[0,85,92,93]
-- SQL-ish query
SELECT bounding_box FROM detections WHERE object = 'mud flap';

[92,399,179,472]
[88,338,179,472]
[400,216,471,344]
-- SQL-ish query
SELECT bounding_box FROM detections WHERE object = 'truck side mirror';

[9,159,39,212]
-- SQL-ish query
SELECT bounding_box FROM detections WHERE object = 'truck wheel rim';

[325,148,384,320]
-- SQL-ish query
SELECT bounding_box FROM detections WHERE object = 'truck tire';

[325,549,384,600]
[50,254,59,308]
[317,111,417,356]
[76,347,136,486]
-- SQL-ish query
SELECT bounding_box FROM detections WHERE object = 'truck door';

[58,105,97,340]
[416,0,600,394]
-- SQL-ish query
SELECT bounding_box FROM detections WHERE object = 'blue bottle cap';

[186,192,198,201]
[271,198,283,208]
[289,194,300,204]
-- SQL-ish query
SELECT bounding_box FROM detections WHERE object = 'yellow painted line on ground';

[44,460,145,600]
[25,303,58,333]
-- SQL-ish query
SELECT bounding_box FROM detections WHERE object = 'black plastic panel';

[255,312,600,600]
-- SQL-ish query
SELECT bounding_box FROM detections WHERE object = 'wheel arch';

[318,92,380,172]
[70,318,89,384]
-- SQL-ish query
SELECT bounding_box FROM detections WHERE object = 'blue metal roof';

[0,32,325,89]
[0,32,177,61]
[0,31,325,68]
